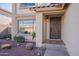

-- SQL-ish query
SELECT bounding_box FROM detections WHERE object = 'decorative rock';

[6,38,10,41]
[17,43,21,46]
[1,44,12,49]
[26,43,34,50]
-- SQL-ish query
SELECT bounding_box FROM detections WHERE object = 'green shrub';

[14,35,25,43]
[0,34,11,40]
[4,34,11,39]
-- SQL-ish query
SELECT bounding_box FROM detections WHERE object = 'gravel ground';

[0,39,46,56]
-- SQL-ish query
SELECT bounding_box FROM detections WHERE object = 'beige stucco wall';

[62,4,79,56]
[47,18,50,39]
[43,18,50,41]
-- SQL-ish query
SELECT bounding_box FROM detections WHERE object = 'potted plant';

[14,35,25,46]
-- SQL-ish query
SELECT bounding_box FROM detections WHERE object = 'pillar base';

[36,42,42,47]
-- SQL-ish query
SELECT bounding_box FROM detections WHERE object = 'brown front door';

[50,17,61,39]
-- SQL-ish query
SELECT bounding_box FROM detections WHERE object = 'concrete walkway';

[43,44,69,56]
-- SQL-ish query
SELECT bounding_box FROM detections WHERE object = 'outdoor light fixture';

[44,19,49,24]
[44,16,49,23]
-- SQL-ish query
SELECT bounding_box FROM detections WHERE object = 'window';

[21,3,35,7]
[17,20,35,35]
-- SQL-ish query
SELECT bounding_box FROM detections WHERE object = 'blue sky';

[0,3,12,12]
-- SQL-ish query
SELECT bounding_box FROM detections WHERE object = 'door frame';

[49,16,61,40]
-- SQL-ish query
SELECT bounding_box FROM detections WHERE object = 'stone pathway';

[43,44,69,56]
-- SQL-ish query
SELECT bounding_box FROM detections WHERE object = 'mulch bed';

[0,39,46,56]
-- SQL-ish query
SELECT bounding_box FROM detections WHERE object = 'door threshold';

[50,39,61,40]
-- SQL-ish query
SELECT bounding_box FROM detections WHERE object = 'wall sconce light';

[44,15,49,24]
[44,19,49,24]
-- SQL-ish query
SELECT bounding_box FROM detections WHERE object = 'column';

[36,12,43,47]
[11,3,17,40]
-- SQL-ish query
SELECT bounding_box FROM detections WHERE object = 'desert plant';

[14,35,25,43]
[32,32,36,40]
[0,34,11,40]
[4,34,12,39]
